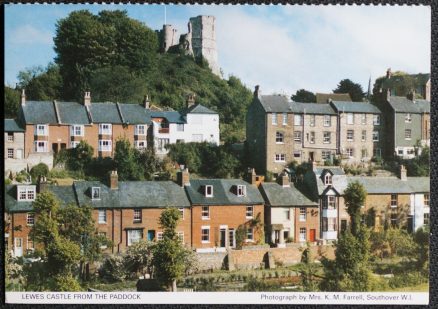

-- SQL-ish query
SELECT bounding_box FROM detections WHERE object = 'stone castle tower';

[159,15,221,77]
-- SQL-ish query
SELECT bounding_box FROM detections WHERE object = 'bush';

[50,273,82,291]
[98,256,127,283]
[15,170,30,183]
[30,163,50,180]
[4,178,12,185]
[388,272,427,289]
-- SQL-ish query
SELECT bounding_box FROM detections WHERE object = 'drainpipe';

[119,209,123,253]
[111,209,115,254]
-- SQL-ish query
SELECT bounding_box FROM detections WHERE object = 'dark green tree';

[124,240,155,278]
[299,242,319,291]
[413,227,429,270]
[67,140,94,172]
[4,86,20,118]
[343,181,367,236]
[291,89,316,103]
[137,148,161,180]
[17,63,62,100]
[333,79,365,102]
[114,138,144,181]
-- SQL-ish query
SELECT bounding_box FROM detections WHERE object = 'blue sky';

[5,4,431,95]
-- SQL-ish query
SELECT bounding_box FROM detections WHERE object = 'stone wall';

[196,251,227,271]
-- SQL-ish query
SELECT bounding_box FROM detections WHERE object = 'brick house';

[259,172,319,247]
[183,169,265,252]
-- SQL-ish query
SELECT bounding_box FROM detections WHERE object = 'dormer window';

[92,187,101,200]
[205,185,213,197]
[237,185,247,197]
[324,174,332,185]
[17,185,36,201]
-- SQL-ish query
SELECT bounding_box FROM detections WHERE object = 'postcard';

[3,2,430,305]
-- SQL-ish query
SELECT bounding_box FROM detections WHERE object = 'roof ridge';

[53,100,62,124]
[116,102,126,124]
[85,105,93,124]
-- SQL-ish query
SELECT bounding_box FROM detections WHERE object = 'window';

[324,174,332,185]
[98,232,107,249]
[7,149,14,159]
[285,209,290,220]
[390,194,397,208]
[35,124,48,136]
[272,113,277,125]
[299,228,306,242]
[70,125,84,136]
[70,141,80,148]
[373,115,380,125]
[275,154,286,162]
[390,212,398,227]
[92,187,101,200]
[282,113,288,125]
[323,132,331,144]
[179,208,184,219]
[99,123,112,135]
[98,209,106,223]
[127,229,143,246]
[201,226,210,243]
[177,124,184,132]
[324,115,331,127]
[405,113,412,123]
[424,194,429,207]
[133,209,142,223]
[293,151,301,158]
[157,138,170,151]
[276,132,284,143]
[346,148,354,157]
[157,232,164,241]
[407,149,415,155]
[229,229,235,248]
[299,208,306,221]
[361,114,367,125]
[246,205,254,218]
[202,206,210,219]
[309,115,315,127]
[34,141,48,153]
[398,149,404,155]
[347,113,354,125]
[322,151,331,160]
[17,186,36,201]
[135,124,147,135]
[7,133,14,142]
[177,232,184,243]
[372,131,379,142]
[405,129,412,140]
[424,213,430,225]
[347,130,354,142]
[322,218,337,231]
[134,141,147,150]
[309,131,315,144]
[323,196,336,209]
[361,148,368,159]
[27,237,34,251]
[361,130,367,142]
[294,115,302,126]
[98,140,112,152]
[205,185,213,197]
[246,228,254,241]
[27,213,35,225]
[237,185,247,197]
[373,148,382,158]
[294,131,302,143]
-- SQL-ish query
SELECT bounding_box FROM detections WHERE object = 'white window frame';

[299,228,306,242]
[99,123,112,135]
[134,140,147,150]
[70,125,84,137]
[309,115,315,127]
[275,154,286,162]
[372,131,379,142]
[92,187,101,200]
[237,185,247,197]
[323,217,337,232]
[98,140,112,152]
[34,141,48,153]
[323,132,331,144]
[205,185,213,197]
[157,232,164,241]
[178,208,185,219]
[177,123,184,132]
[35,124,48,136]
[27,213,35,225]
[323,196,336,209]
[17,186,36,201]
[322,151,331,160]
[157,138,170,151]
[275,132,284,143]
[282,113,288,125]
[127,229,143,246]
[98,209,107,224]
[7,132,14,142]
[202,206,210,219]
[323,115,331,127]
[405,129,412,140]
[424,194,430,207]
[7,148,14,159]
[294,114,302,126]
[405,113,412,123]
[424,213,430,225]
[201,226,210,243]
[135,124,147,136]
[294,131,302,143]
[347,130,354,142]
[293,151,301,158]
[272,113,277,125]
[309,131,315,144]
[346,148,354,157]
[133,209,142,223]
[324,174,332,185]
[347,113,354,125]
[361,114,367,125]
[177,231,184,243]
[299,207,306,222]
[390,194,398,208]
[361,130,367,142]
[98,232,107,249]
[246,227,254,242]
[70,141,80,149]
[373,115,381,125]
[246,205,254,218]
[27,237,34,252]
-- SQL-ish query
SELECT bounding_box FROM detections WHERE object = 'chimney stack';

[37,175,48,193]
[386,68,392,79]
[143,95,150,109]
[21,89,26,106]
[254,85,260,98]
[84,91,91,106]
[399,165,407,181]
[187,94,196,108]
[110,170,118,190]
[177,167,190,187]
[247,168,257,185]
[278,171,290,188]
[407,90,416,101]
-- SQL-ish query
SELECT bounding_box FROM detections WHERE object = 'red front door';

[309,229,316,242]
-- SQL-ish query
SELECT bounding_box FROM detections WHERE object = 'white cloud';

[8,24,53,45]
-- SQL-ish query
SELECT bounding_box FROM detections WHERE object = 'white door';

[14,238,23,257]
[16,149,23,159]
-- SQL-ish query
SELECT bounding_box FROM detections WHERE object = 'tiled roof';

[290,102,337,115]
[22,101,58,124]
[404,177,429,193]
[4,119,25,132]
[185,179,264,205]
[185,104,217,114]
[90,103,123,124]
[258,95,337,114]
[151,111,186,124]
[347,176,429,194]
[119,104,151,124]
[260,182,317,207]
[331,101,381,114]
[388,96,430,113]
[316,93,351,103]
[56,101,90,125]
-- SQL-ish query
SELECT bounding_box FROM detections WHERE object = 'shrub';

[4,178,12,185]
[388,272,427,289]
[30,163,49,180]
[15,170,30,183]
[98,256,127,283]
[50,273,82,291]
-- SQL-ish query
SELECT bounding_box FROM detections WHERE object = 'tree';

[114,138,144,181]
[333,79,365,102]
[413,227,429,271]
[299,242,319,291]
[343,181,367,236]
[291,89,316,103]
[30,163,49,180]
[17,63,62,101]
[124,240,155,279]
[4,86,20,118]
[137,148,161,180]
[152,208,189,291]
[67,140,94,172]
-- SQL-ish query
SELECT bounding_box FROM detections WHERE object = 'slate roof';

[316,93,352,103]
[260,183,318,207]
[405,177,430,193]
[184,104,217,114]
[258,95,337,114]
[150,111,186,124]
[331,101,381,114]
[90,103,123,124]
[388,96,430,113]
[347,176,414,194]
[185,179,264,206]
[56,101,90,125]
[119,104,151,124]
[22,101,58,124]
[4,119,25,132]
[290,102,337,115]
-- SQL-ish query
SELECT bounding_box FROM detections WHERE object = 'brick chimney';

[386,68,392,79]
[278,171,290,187]
[254,85,260,98]
[187,94,196,108]
[247,168,257,185]
[399,165,407,181]
[110,170,118,190]
[37,175,48,193]
[177,167,190,187]
[84,91,91,106]
[143,95,150,109]
[21,89,26,106]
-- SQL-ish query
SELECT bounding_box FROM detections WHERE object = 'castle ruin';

[158,15,221,77]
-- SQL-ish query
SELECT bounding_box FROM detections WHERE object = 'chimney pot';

[254,85,260,97]
[399,165,407,181]
[21,89,26,106]
[84,91,91,106]
[143,95,150,109]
